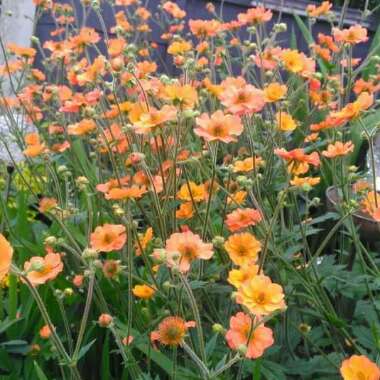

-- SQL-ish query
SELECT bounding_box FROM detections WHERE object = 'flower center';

[255,291,267,304]
[211,123,225,137]
[181,244,196,259]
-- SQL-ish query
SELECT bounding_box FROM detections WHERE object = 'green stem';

[178,273,207,364]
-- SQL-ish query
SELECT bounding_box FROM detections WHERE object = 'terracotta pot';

[326,186,380,242]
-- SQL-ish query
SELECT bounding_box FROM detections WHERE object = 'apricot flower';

[220,84,265,115]
[322,141,354,158]
[164,230,214,272]
[333,25,368,45]
[24,253,63,286]
[90,224,127,252]
[306,1,332,18]
[195,111,243,143]
[226,312,274,359]
[225,208,262,232]
[0,234,13,282]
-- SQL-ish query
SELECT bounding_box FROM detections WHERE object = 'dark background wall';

[34,0,377,73]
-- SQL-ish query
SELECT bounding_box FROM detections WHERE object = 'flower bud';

[82,248,98,260]
[63,288,73,297]
[212,323,225,334]
[98,313,113,327]
[237,344,248,355]
[44,236,57,246]
[212,235,225,248]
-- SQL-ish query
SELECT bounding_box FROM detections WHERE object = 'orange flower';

[104,186,147,201]
[151,316,195,346]
[227,190,247,206]
[275,148,320,175]
[306,1,332,17]
[330,92,373,123]
[224,233,261,266]
[90,224,127,252]
[333,25,368,45]
[0,234,13,282]
[7,43,36,59]
[225,312,274,359]
[340,355,380,380]
[39,325,53,339]
[129,103,177,134]
[102,260,122,279]
[68,118,97,136]
[225,208,262,232]
[236,275,286,315]
[70,27,100,51]
[238,6,272,24]
[164,231,214,272]
[135,227,153,256]
[253,47,282,70]
[177,181,206,203]
[290,176,321,187]
[38,197,58,213]
[195,110,243,143]
[361,191,380,222]
[220,84,265,116]
[176,202,194,219]
[233,156,264,173]
[167,40,192,55]
[162,1,186,18]
[203,78,223,97]
[228,263,260,289]
[281,49,315,77]
[162,84,198,110]
[264,83,287,102]
[322,141,354,158]
[276,112,297,132]
[23,133,47,158]
[96,177,130,194]
[132,284,155,299]
[108,38,126,57]
[24,253,63,286]
[189,19,221,38]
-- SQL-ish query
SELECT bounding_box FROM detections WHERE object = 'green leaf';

[101,333,111,380]
[0,317,23,335]
[33,361,49,380]
[77,339,97,361]
[0,340,29,355]
[362,23,380,79]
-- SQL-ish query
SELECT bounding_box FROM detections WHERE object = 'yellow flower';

[167,40,192,55]
[132,284,155,299]
[177,181,206,203]
[264,83,287,102]
[276,112,297,131]
[227,190,247,206]
[236,275,286,315]
[228,263,259,289]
